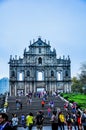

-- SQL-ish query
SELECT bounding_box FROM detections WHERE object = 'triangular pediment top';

[30,38,51,47]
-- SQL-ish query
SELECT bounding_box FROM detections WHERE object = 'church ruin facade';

[8,38,71,96]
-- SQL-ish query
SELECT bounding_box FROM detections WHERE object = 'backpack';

[81,114,86,123]
[72,114,77,123]
[66,116,72,123]
[36,115,44,125]
[59,114,65,122]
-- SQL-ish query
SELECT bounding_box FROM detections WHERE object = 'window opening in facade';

[39,48,41,53]
[57,71,62,80]
[51,71,54,77]
[18,72,24,81]
[27,70,30,76]
[37,71,44,81]
[38,57,42,64]
[65,70,68,77]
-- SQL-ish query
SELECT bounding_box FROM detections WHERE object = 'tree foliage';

[79,62,86,85]
[71,77,82,92]
[71,62,86,93]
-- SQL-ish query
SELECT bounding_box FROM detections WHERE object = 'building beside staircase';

[8,37,71,96]
[0,78,9,94]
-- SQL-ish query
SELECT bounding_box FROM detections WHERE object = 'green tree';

[71,77,82,93]
[79,62,86,93]
[79,63,86,84]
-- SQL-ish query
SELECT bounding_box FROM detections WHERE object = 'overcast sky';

[0,0,86,79]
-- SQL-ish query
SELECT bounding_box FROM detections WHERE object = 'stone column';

[15,84,16,96]
[46,83,47,91]
[29,82,31,92]
[64,84,66,93]
[25,83,26,96]
[69,83,71,92]
[50,81,51,92]
[55,82,56,92]
[10,84,11,96]
[34,82,36,92]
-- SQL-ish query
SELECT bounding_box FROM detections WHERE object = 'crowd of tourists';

[0,109,86,130]
[0,110,44,130]
[50,109,86,130]
[0,91,86,130]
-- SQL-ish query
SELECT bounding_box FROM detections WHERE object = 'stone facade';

[8,38,71,96]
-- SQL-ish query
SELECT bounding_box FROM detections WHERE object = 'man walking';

[35,111,44,130]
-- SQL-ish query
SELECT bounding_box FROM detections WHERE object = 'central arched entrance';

[36,87,45,92]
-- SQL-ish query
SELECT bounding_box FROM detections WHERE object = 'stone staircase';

[7,95,72,125]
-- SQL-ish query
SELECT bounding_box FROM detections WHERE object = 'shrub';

[68,99,74,103]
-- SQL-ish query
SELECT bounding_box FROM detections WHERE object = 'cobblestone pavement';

[18,125,81,130]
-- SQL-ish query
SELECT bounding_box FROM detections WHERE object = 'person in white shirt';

[12,114,18,130]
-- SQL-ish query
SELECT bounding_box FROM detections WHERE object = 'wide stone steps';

[7,95,72,125]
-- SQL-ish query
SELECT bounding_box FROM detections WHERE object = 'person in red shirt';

[47,107,51,117]
[77,111,82,130]
[41,100,45,107]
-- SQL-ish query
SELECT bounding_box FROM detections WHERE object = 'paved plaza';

[18,126,52,130]
[18,125,81,130]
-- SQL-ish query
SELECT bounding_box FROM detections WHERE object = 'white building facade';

[8,38,71,96]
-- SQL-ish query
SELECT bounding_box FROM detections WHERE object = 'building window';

[27,70,30,76]
[58,72,61,80]
[57,71,63,80]
[65,70,68,77]
[39,48,41,53]
[37,71,44,81]
[17,71,24,81]
[38,57,42,64]
[51,71,54,77]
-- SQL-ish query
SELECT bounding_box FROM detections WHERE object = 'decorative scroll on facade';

[8,38,71,96]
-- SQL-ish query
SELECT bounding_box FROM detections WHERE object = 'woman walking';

[26,112,34,130]
[11,114,18,130]
[50,111,58,130]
